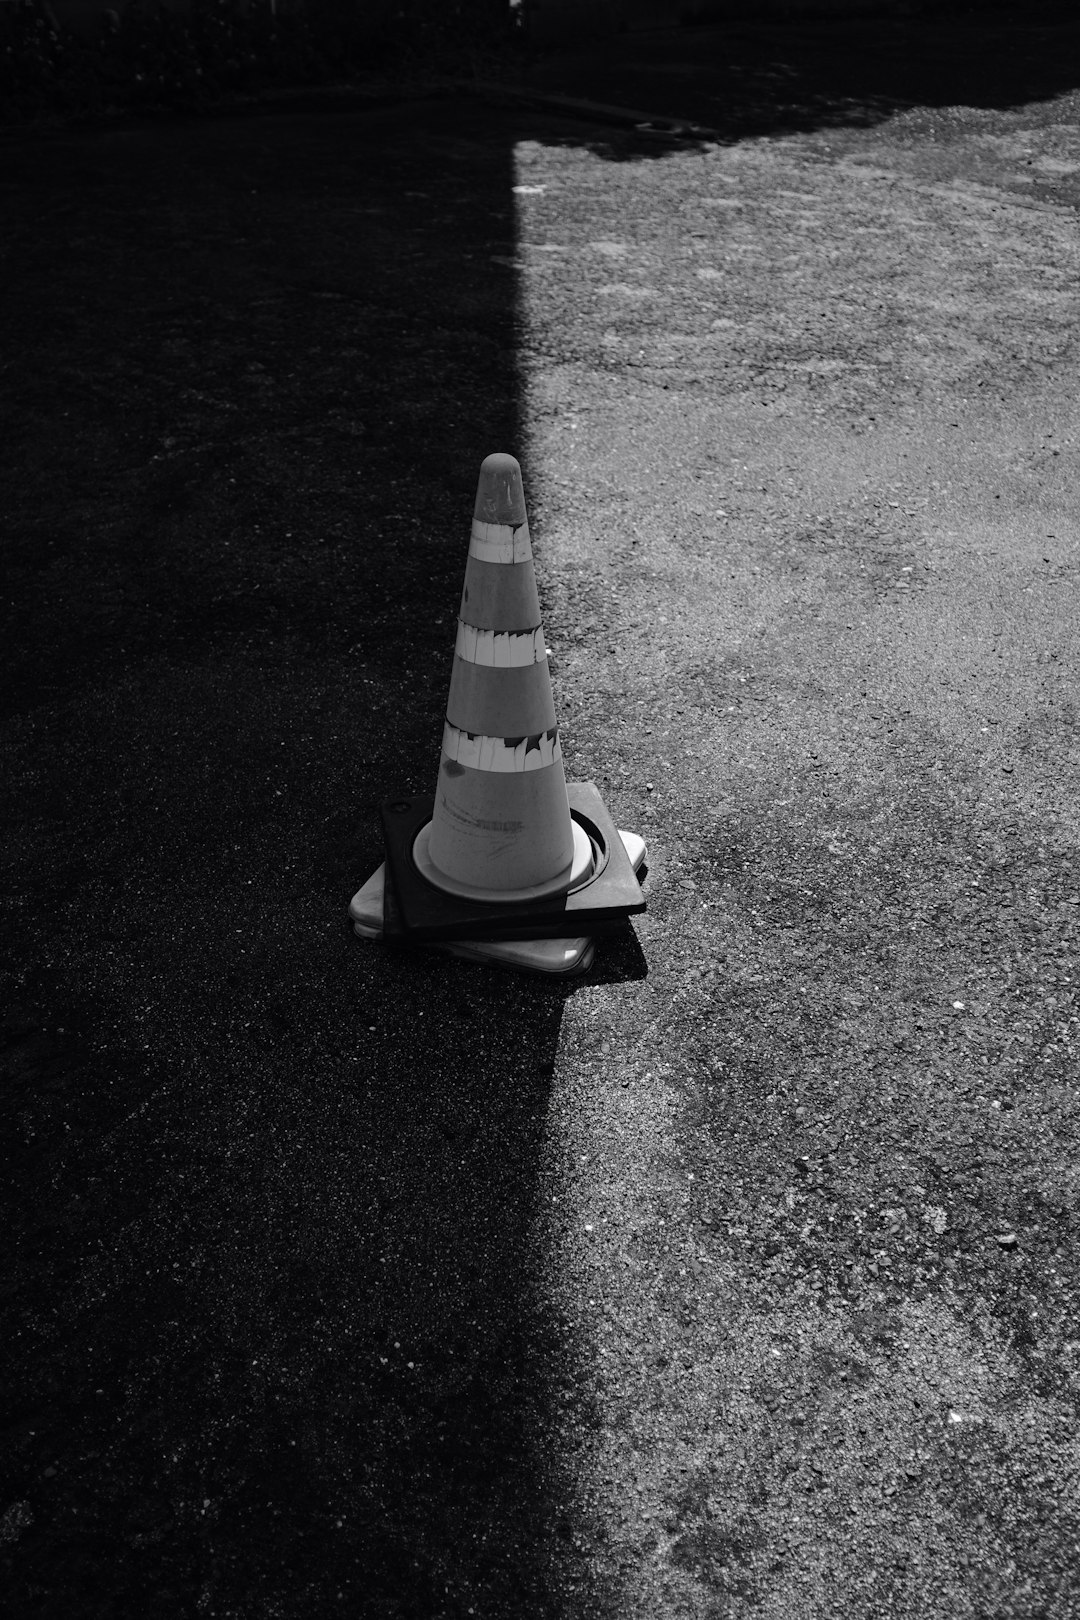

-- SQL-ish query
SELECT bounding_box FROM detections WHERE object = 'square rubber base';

[348,830,646,977]
[350,862,597,975]
[379,780,645,943]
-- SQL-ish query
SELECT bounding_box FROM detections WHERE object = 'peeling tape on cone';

[425,453,578,896]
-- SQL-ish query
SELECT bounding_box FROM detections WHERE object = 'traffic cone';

[348,450,647,974]
[412,453,594,901]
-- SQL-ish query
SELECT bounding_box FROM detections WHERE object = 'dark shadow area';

[588,925,649,986]
[0,97,617,1617]
[521,9,1080,151]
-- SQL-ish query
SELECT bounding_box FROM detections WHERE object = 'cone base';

[348,828,647,977]
[413,815,594,904]
[373,781,646,944]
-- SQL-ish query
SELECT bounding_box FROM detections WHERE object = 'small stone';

[996,1232,1018,1248]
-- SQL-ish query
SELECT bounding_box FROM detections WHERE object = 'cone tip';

[475,452,527,527]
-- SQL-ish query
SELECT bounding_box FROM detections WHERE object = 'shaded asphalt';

[2,11,1080,1618]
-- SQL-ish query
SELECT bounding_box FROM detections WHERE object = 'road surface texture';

[2,11,1079,1619]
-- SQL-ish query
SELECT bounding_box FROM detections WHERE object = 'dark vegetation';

[3,0,1078,127]
[0,0,520,123]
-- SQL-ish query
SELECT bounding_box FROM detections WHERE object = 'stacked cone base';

[350,830,646,977]
[349,781,647,977]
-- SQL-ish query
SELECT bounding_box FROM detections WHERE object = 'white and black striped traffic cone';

[413,453,594,901]
[349,453,646,975]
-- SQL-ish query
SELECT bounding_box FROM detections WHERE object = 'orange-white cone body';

[425,454,577,896]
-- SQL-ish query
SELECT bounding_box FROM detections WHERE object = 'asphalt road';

[2,14,1080,1619]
